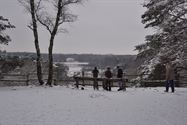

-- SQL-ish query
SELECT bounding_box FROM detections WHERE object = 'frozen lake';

[62,61,89,76]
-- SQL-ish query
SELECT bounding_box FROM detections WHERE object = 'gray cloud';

[0,0,152,55]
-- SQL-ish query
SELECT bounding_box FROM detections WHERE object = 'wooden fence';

[0,73,57,86]
[73,76,128,89]
[0,73,186,87]
[72,73,186,88]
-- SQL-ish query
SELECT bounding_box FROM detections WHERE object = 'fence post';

[175,72,180,87]
[26,73,29,86]
[74,77,79,89]
[122,79,126,91]
[123,74,126,91]
[53,72,58,86]
[140,74,144,87]
[82,71,85,87]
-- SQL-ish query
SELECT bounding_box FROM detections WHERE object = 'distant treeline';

[5,52,142,74]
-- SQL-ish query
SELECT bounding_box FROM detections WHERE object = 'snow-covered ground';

[0,86,187,125]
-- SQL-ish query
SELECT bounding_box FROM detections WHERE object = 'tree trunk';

[36,56,44,85]
[46,36,54,86]
[46,0,63,86]
[30,0,44,85]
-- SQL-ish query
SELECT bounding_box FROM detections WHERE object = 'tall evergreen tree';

[0,16,15,45]
[136,0,187,75]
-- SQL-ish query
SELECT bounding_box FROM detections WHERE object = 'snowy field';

[0,86,187,125]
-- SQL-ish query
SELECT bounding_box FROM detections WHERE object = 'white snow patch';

[0,86,187,125]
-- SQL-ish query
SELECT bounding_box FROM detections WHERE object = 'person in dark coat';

[117,66,124,91]
[92,67,99,90]
[165,62,175,92]
[104,67,113,91]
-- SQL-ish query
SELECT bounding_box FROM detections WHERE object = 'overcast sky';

[0,0,152,55]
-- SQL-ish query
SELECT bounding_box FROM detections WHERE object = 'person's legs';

[108,81,111,91]
[96,81,99,90]
[165,80,169,92]
[170,80,175,92]
[122,81,126,91]
[118,80,123,91]
[105,80,109,91]
[93,78,96,90]
[94,78,99,90]
[104,80,108,90]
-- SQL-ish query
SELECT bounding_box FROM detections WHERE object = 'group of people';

[91,61,176,93]
[92,66,125,91]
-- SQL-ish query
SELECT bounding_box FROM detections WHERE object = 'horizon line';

[5,51,137,56]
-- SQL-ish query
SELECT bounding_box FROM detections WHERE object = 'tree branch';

[35,13,53,34]
[63,0,82,6]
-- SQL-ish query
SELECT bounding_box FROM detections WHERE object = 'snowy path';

[0,86,187,125]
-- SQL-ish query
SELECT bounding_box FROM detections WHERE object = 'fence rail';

[0,73,57,86]
[73,73,186,88]
[0,73,186,87]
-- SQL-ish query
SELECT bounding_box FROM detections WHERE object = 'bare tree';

[30,0,44,85]
[45,0,82,86]
[19,0,44,85]
[19,0,82,86]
